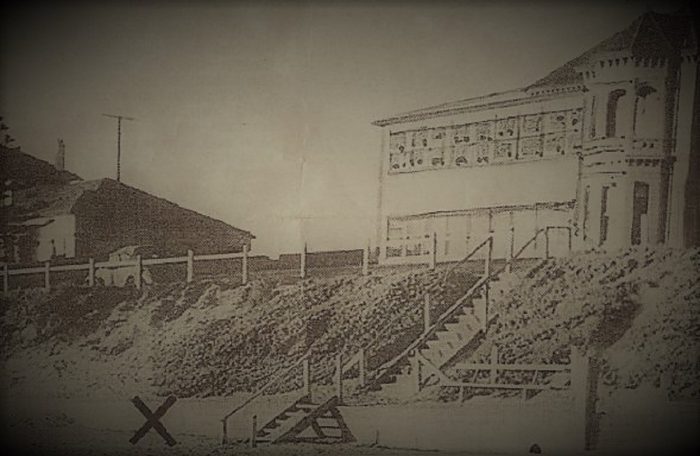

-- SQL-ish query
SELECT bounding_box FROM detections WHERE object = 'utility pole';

[102,113,135,182]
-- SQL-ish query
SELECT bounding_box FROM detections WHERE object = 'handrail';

[442,235,493,286]
[375,274,489,378]
[372,226,563,382]
[221,351,309,422]
[414,350,453,385]
[341,350,362,374]
[509,228,546,267]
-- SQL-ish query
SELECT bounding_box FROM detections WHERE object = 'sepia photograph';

[1,1,699,455]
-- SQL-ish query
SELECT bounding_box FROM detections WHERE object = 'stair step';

[293,403,316,411]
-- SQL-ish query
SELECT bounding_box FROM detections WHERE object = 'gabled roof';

[527,11,696,90]
[371,88,528,127]
[2,178,255,239]
[6,179,102,221]
[0,145,81,188]
[373,11,698,127]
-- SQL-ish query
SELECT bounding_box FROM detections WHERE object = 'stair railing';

[373,235,494,381]
[442,235,494,287]
[341,348,368,387]
[369,225,571,385]
[221,351,310,444]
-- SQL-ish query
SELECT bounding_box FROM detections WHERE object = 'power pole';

[102,113,135,182]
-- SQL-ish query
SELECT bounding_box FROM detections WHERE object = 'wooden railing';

[442,235,494,287]
[220,352,310,444]
[2,242,377,295]
[413,348,575,402]
[2,247,249,293]
[369,225,573,385]
[372,235,494,381]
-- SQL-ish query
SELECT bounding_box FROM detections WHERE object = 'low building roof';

[3,178,254,240]
[0,145,81,188]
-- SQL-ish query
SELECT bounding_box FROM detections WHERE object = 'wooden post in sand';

[336,353,344,404]
[358,348,366,387]
[44,261,51,291]
[186,249,194,283]
[2,263,8,295]
[88,258,95,287]
[300,243,307,279]
[250,415,257,448]
[242,244,249,285]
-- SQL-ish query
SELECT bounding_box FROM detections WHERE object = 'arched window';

[633,85,660,137]
[605,89,627,138]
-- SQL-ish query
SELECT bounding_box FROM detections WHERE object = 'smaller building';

[1,147,254,264]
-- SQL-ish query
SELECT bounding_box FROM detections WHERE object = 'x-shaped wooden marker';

[129,395,177,446]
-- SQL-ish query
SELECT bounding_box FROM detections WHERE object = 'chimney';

[56,139,65,171]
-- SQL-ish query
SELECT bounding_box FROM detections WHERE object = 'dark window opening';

[599,185,610,246]
[631,181,650,245]
[606,89,626,138]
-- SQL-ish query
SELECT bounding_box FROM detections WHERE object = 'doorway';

[631,181,650,245]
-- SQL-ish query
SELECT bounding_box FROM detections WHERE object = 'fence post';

[336,353,344,404]
[186,249,194,284]
[429,232,437,270]
[135,255,142,290]
[3,263,8,296]
[490,346,498,384]
[303,358,311,400]
[484,236,493,278]
[242,244,249,285]
[484,236,493,328]
[506,225,515,274]
[412,356,422,394]
[571,347,598,452]
[44,261,51,291]
[567,226,573,253]
[362,241,370,276]
[423,293,431,333]
[358,348,366,387]
[221,419,228,445]
[545,227,551,259]
[300,243,307,279]
[88,258,95,287]
[250,414,257,448]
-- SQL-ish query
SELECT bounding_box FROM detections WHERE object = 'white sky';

[0,1,670,256]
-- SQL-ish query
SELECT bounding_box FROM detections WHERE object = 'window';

[633,85,660,137]
[387,219,404,240]
[590,96,597,138]
[599,186,610,246]
[631,181,650,245]
[583,186,590,241]
[605,89,627,138]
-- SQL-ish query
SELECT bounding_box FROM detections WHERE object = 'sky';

[0,1,675,257]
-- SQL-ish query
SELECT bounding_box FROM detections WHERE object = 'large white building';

[373,11,700,265]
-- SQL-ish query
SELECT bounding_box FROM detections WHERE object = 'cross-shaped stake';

[129,395,177,446]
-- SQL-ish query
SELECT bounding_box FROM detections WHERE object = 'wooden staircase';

[370,269,519,396]
[366,226,569,397]
[254,395,354,445]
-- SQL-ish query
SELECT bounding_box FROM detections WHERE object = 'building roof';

[2,145,253,240]
[3,178,254,239]
[373,11,698,127]
[0,145,81,188]
[528,11,697,90]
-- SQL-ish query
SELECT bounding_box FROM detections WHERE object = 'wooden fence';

[1,243,374,295]
[414,346,598,450]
